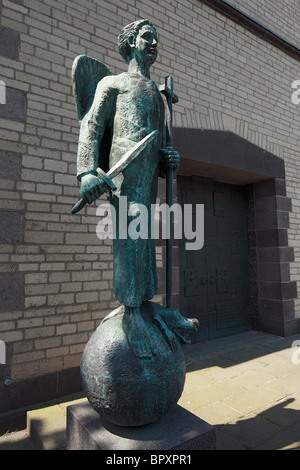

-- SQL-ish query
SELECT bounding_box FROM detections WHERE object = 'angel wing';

[72,55,112,122]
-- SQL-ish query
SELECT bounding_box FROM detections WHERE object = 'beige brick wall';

[232,0,300,48]
[0,0,300,384]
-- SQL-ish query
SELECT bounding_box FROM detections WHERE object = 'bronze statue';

[72,20,198,426]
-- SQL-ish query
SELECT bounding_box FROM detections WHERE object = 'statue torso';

[108,72,165,199]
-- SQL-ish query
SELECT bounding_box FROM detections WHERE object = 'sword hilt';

[71,198,87,214]
[97,167,117,191]
[71,168,116,214]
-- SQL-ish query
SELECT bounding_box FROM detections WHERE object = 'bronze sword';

[72,130,158,214]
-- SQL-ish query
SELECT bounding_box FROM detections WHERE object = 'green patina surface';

[73,20,197,426]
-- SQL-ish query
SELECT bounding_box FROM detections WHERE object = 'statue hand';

[160,148,180,171]
[80,173,108,204]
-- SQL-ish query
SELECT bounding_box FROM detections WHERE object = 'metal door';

[178,176,251,341]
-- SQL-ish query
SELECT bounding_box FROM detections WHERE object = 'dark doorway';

[173,129,296,338]
[178,175,251,341]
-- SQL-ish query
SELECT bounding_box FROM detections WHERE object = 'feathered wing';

[72,55,112,122]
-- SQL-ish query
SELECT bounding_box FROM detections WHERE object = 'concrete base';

[66,401,216,450]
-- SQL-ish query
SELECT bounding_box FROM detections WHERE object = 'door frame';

[172,128,297,337]
[178,176,252,341]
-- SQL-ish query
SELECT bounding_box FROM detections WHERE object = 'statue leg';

[122,306,156,360]
[153,313,178,353]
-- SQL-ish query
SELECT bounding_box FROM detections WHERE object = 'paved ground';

[180,330,300,450]
[1,330,300,450]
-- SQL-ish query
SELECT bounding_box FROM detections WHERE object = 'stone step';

[0,429,37,450]
[27,394,87,450]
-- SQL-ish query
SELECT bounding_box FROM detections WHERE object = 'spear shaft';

[159,76,179,309]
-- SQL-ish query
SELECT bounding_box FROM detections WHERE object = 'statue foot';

[155,308,199,347]
[122,307,156,360]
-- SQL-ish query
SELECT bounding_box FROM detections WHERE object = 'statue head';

[118,19,157,64]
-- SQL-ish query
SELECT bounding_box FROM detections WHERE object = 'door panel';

[178,176,251,341]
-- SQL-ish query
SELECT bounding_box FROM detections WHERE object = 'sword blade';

[107,129,158,180]
[72,130,158,214]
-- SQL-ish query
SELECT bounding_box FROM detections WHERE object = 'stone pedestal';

[66,400,216,451]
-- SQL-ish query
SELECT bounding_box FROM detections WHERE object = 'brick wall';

[0,0,300,392]
[231,0,300,48]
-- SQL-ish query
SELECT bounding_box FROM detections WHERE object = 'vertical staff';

[159,76,179,309]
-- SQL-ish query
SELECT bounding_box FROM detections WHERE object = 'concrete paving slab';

[260,396,300,428]
[191,401,243,426]
[217,412,281,449]
[223,386,284,415]
[215,429,247,450]
[268,372,300,396]
[254,421,300,450]
[229,369,277,389]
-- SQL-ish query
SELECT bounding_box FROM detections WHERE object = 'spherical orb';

[80,306,186,427]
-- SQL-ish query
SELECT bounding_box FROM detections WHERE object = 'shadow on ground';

[215,398,300,450]
[183,331,300,373]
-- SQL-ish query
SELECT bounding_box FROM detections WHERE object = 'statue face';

[133,24,158,66]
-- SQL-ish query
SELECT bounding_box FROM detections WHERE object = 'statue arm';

[76,77,116,181]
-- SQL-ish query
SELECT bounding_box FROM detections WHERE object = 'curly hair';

[117,19,156,62]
